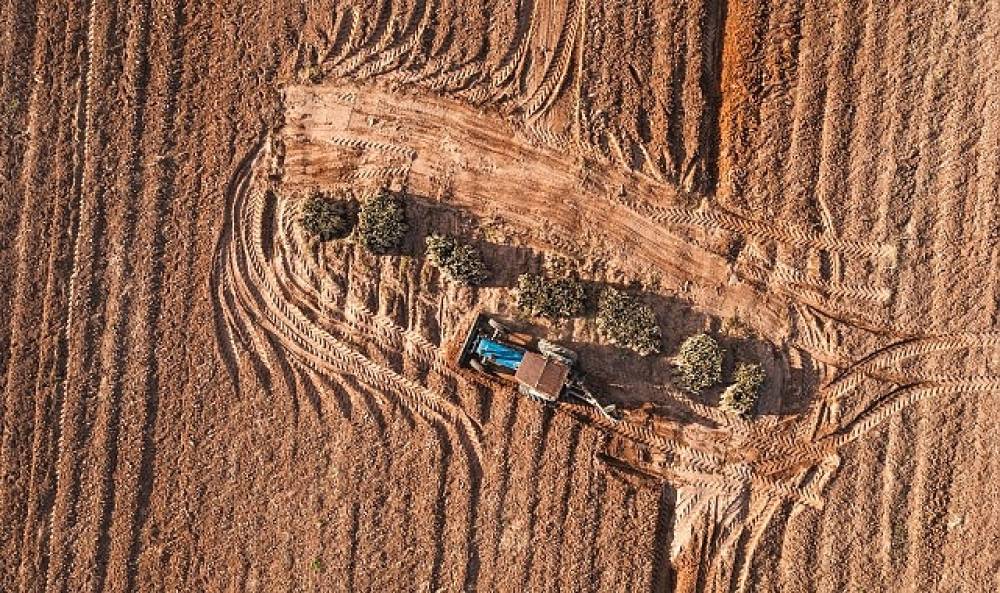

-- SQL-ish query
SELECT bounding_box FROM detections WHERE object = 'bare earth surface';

[1,1,998,592]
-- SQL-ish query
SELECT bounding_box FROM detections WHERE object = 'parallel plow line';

[45,0,114,588]
[4,2,76,587]
[519,0,578,118]
[607,193,888,261]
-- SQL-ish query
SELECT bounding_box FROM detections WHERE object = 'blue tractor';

[457,313,620,421]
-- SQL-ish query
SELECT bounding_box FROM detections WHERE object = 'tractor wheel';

[487,318,510,337]
[538,339,578,365]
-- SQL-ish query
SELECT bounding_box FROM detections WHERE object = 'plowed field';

[2,1,997,592]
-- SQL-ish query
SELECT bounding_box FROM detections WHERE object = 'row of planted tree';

[298,188,765,417]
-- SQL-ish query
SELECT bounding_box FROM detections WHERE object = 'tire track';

[227,155,478,447]
[811,0,862,236]
[821,332,1000,403]
[841,0,888,241]
[477,392,520,592]
[3,2,72,587]
[70,1,152,588]
[348,378,400,593]
[555,431,597,593]
[14,4,92,588]
[519,0,577,118]
[758,379,1000,476]
[591,476,630,591]
[617,198,887,262]
[875,409,908,585]
[901,343,968,589]
[425,418,457,593]
[536,422,583,592]
[320,6,356,66]
[841,407,891,590]
[333,0,400,79]
[977,3,1000,329]
[870,1,932,321]
[0,2,52,555]
[777,0,831,232]
[889,1,952,332]
[213,137,494,593]
[458,385,488,593]
[45,0,126,589]
[514,407,557,592]
[583,464,608,590]
[353,0,431,80]
[747,0,799,211]
[0,0,41,417]
[117,4,189,584]
[483,399,541,591]
[927,0,988,333]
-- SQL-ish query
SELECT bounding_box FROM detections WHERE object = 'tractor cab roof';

[515,352,571,400]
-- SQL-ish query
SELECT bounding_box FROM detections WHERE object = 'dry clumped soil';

[1,1,998,592]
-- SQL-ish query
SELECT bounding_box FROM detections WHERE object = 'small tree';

[675,333,723,393]
[425,234,488,285]
[516,273,586,318]
[596,287,661,355]
[300,192,354,241]
[357,189,408,254]
[720,362,765,416]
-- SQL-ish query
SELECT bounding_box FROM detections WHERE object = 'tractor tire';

[538,339,578,365]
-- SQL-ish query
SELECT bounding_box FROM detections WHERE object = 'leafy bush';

[720,362,765,416]
[516,273,586,318]
[425,234,488,285]
[595,287,661,355]
[357,189,408,254]
[299,192,354,241]
[675,333,723,392]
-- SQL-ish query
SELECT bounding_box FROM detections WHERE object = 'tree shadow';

[397,192,817,418]
[482,281,818,419]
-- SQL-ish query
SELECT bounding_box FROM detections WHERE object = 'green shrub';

[675,333,723,392]
[516,273,586,318]
[300,192,354,241]
[357,189,408,254]
[425,234,488,285]
[595,287,661,355]
[720,362,765,416]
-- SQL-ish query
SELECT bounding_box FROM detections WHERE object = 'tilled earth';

[1,1,998,592]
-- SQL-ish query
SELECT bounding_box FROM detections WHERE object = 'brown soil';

[1,1,997,592]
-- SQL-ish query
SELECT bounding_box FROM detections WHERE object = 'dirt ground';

[1,1,998,592]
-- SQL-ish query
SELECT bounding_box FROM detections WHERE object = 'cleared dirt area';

[1,1,998,592]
